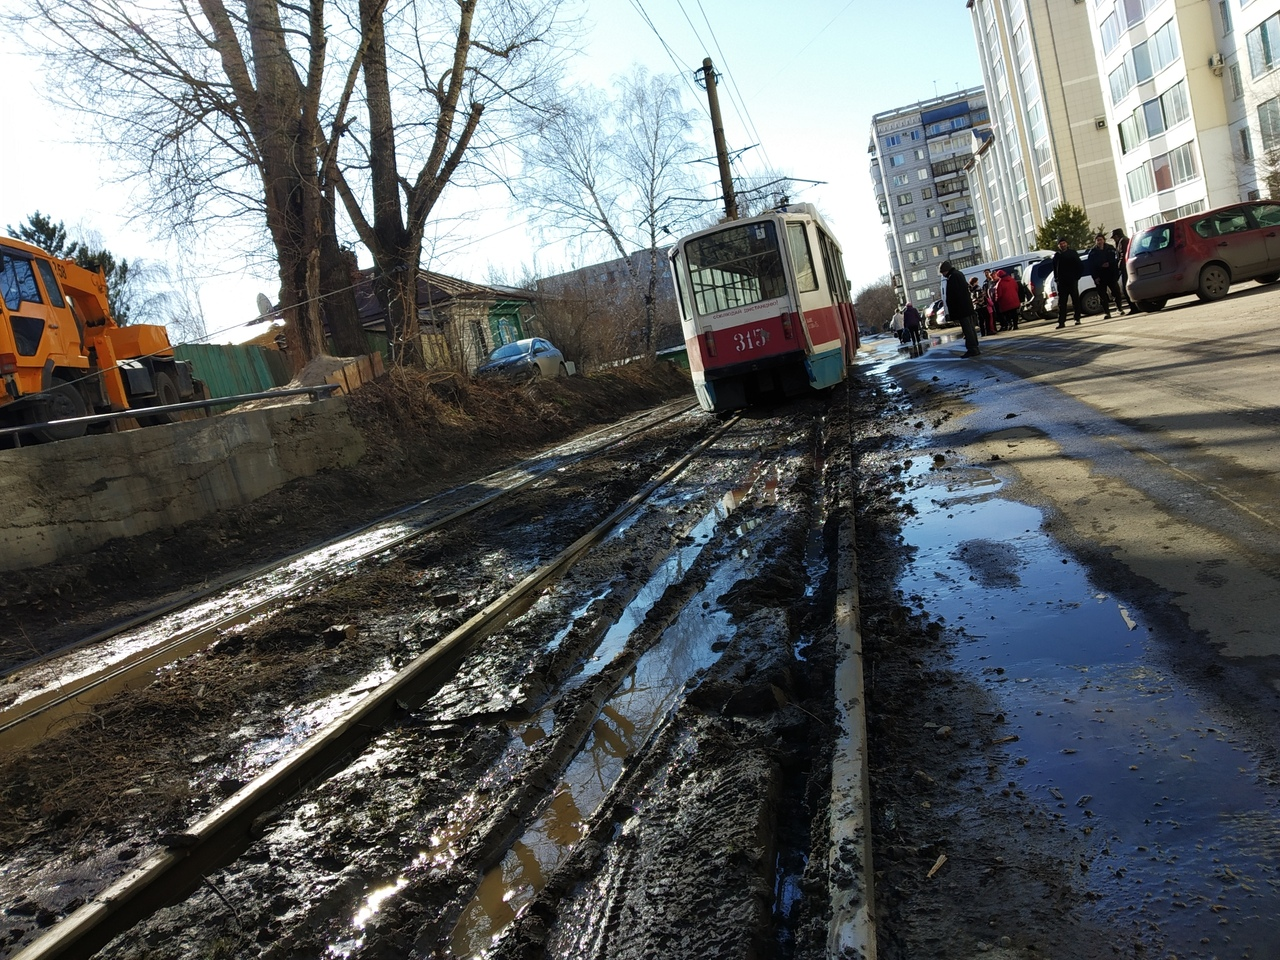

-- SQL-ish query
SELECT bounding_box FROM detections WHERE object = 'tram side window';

[786,223,819,293]
[686,221,788,315]
[0,252,44,312]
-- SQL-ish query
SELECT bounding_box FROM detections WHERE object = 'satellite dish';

[256,293,273,319]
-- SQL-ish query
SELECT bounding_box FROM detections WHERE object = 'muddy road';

[3,316,1280,960]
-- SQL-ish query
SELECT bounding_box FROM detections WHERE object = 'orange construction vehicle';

[0,236,202,443]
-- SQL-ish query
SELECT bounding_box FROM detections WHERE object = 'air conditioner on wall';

[1209,53,1225,76]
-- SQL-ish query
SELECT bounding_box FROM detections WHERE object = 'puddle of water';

[448,595,735,957]
[899,455,1280,955]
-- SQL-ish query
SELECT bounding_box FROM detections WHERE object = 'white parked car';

[475,337,569,380]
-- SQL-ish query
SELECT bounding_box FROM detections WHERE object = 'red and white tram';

[668,202,858,414]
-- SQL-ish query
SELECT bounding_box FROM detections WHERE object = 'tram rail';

[0,401,698,754]
[7,409,738,960]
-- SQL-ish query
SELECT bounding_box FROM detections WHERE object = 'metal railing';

[0,384,342,442]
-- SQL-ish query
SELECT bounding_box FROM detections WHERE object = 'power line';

[689,0,774,176]
[624,0,711,119]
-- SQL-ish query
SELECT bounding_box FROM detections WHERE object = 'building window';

[921,187,933,199]
[884,134,902,147]
[1109,60,1135,105]
[917,168,930,181]
[904,230,921,244]
[901,210,918,224]
[1231,62,1244,100]
[930,225,942,238]
[1127,164,1155,202]
[1240,126,1254,161]
[1162,142,1199,190]
[1101,11,1120,53]
[1247,13,1280,77]
[1219,0,1232,33]
[1260,96,1280,151]
[893,173,910,187]
[910,269,928,283]
[889,153,907,167]
[897,192,914,206]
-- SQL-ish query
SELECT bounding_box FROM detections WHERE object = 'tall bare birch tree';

[519,68,705,354]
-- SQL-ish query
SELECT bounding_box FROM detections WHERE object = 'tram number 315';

[733,328,770,352]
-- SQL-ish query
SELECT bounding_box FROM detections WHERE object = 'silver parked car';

[476,337,569,380]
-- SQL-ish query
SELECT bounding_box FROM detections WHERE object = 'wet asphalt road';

[865,286,1280,957]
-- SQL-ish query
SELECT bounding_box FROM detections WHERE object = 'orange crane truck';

[0,235,201,443]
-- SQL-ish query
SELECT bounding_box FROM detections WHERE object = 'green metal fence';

[173,343,292,398]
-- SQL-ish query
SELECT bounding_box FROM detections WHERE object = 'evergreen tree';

[1034,203,1102,251]
[7,212,134,323]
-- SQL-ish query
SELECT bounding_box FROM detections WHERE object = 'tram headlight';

[703,329,717,358]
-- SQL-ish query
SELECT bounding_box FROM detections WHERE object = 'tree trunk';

[320,188,368,358]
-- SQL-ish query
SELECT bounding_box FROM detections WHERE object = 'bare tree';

[10,0,393,369]
[854,276,899,331]
[520,68,706,354]
[328,0,570,367]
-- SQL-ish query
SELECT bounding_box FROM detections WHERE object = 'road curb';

[827,508,877,958]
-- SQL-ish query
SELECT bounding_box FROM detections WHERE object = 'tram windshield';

[683,220,787,317]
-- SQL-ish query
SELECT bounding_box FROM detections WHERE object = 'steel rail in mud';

[12,413,741,960]
[0,401,699,752]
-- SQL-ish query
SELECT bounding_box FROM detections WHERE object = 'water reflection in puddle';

[900,455,1280,955]
[444,486,764,956]
[321,471,766,958]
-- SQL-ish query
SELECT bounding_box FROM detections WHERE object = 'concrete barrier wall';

[0,397,366,572]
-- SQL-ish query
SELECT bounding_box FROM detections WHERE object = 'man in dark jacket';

[1085,233,1131,318]
[1052,238,1084,328]
[1111,227,1131,304]
[940,260,981,357]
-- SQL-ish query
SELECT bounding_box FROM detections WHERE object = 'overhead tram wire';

[625,0,712,120]
[687,0,776,177]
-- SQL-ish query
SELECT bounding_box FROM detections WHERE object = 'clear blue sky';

[0,0,983,341]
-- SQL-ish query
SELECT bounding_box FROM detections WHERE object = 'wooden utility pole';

[699,58,738,221]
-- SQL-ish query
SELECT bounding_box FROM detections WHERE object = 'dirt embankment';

[0,364,695,667]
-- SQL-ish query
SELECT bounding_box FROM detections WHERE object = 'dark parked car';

[1126,200,1280,311]
[475,337,568,380]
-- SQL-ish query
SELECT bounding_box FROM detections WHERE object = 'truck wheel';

[29,377,88,443]
[137,370,181,426]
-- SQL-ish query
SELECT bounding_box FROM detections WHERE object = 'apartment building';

[1083,0,1279,232]
[966,0,1126,258]
[869,88,990,307]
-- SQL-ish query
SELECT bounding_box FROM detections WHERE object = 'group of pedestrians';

[934,227,1135,358]
[890,301,926,353]
[1050,229,1133,326]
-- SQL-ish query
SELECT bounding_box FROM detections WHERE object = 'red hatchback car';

[1126,200,1280,311]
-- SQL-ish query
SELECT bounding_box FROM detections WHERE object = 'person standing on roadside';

[1052,238,1084,328]
[1112,227,1131,305]
[941,260,981,357]
[1085,233,1131,318]
[969,277,994,335]
[993,269,1022,331]
[903,301,924,353]
[889,307,905,342]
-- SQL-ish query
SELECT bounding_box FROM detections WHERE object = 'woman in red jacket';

[993,269,1022,332]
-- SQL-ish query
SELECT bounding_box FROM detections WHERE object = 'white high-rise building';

[1084,0,1280,232]
[869,89,990,308]
[966,0,1126,257]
